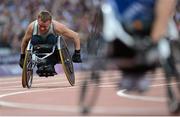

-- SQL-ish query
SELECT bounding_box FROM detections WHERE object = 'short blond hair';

[38,10,52,22]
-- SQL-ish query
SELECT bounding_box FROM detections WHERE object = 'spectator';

[0,0,99,53]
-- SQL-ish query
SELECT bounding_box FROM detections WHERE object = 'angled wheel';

[59,37,75,86]
[87,8,103,56]
[161,40,180,114]
[79,9,103,115]
[22,51,33,88]
[79,71,100,115]
[163,60,180,114]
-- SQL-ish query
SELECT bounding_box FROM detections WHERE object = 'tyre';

[79,71,100,115]
[22,51,33,88]
[162,40,180,114]
[59,37,75,86]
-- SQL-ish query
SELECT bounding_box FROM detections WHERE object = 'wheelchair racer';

[19,10,82,75]
[101,0,177,92]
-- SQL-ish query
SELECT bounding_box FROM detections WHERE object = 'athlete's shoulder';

[52,19,67,30]
[52,19,64,26]
[24,21,34,34]
[27,21,35,30]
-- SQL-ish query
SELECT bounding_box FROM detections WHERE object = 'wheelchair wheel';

[22,51,33,88]
[79,71,100,115]
[79,9,103,115]
[59,38,75,86]
[161,40,180,114]
[87,8,103,56]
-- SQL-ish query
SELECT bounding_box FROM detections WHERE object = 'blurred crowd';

[0,0,179,54]
[0,0,101,53]
[175,0,180,32]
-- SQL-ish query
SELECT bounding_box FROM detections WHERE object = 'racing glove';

[134,36,157,51]
[19,54,25,68]
[72,50,82,63]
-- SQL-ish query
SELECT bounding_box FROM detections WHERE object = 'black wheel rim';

[162,40,180,114]
[25,53,33,88]
[60,37,75,86]
[79,71,100,115]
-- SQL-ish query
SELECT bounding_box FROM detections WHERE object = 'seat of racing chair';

[33,44,55,53]
[32,44,57,77]
[36,64,57,77]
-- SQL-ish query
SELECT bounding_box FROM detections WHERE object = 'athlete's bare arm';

[21,23,33,54]
[53,20,81,50]
[151,0,176,43]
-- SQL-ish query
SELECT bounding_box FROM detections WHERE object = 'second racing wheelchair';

[22,36,75,88]
[79,1,180,115]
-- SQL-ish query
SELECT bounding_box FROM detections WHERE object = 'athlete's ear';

[48,19,52,23]
[37,16,41,21]
[37,17,41,23]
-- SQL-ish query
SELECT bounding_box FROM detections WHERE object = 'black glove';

[72,50,82,63]
[134,36,156,51]
[19,54,25,68]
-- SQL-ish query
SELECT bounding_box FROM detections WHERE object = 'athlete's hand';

[134,36,155,51]
[72,50,82,63]
[19,54,25,68]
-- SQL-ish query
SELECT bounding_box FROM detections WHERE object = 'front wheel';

[161,40,180,114]
[22,51,33,88]
[79,71,100,115]
[59,37,75,86]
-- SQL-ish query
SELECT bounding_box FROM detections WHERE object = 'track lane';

[0,69,179,116]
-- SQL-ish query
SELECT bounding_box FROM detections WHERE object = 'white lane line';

[0,72,167,92]
[0,84,164,114]
[0,70,115,81]
[117,89,166,102]
[0,81,69,90]
[0,100,78,113]
[0,80,22,85]
[0,72,115,83]
[0,75,120,90]
[0,81,80,91]
[0,70,165,84]
[0,87,77,99]
[0,70,171,113]
[151,82,180,87]
[0,73,165,89]
[117,82,180,102]
[0,75,72,85]
[0,80,118,91]
[0,74,87,85]
[1,75,166,91]
[0,100,165,114]
[0,86,80,112]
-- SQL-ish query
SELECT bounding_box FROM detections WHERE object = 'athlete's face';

[38,18,51,33]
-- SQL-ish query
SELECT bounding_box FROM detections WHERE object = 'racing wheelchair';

[79,3,180,115]
[22,36,75,88]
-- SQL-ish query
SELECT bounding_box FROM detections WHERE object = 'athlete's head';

[37,10,52,33]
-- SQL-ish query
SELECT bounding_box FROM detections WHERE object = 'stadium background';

[0,0,179,76]
[0,0,101,76]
